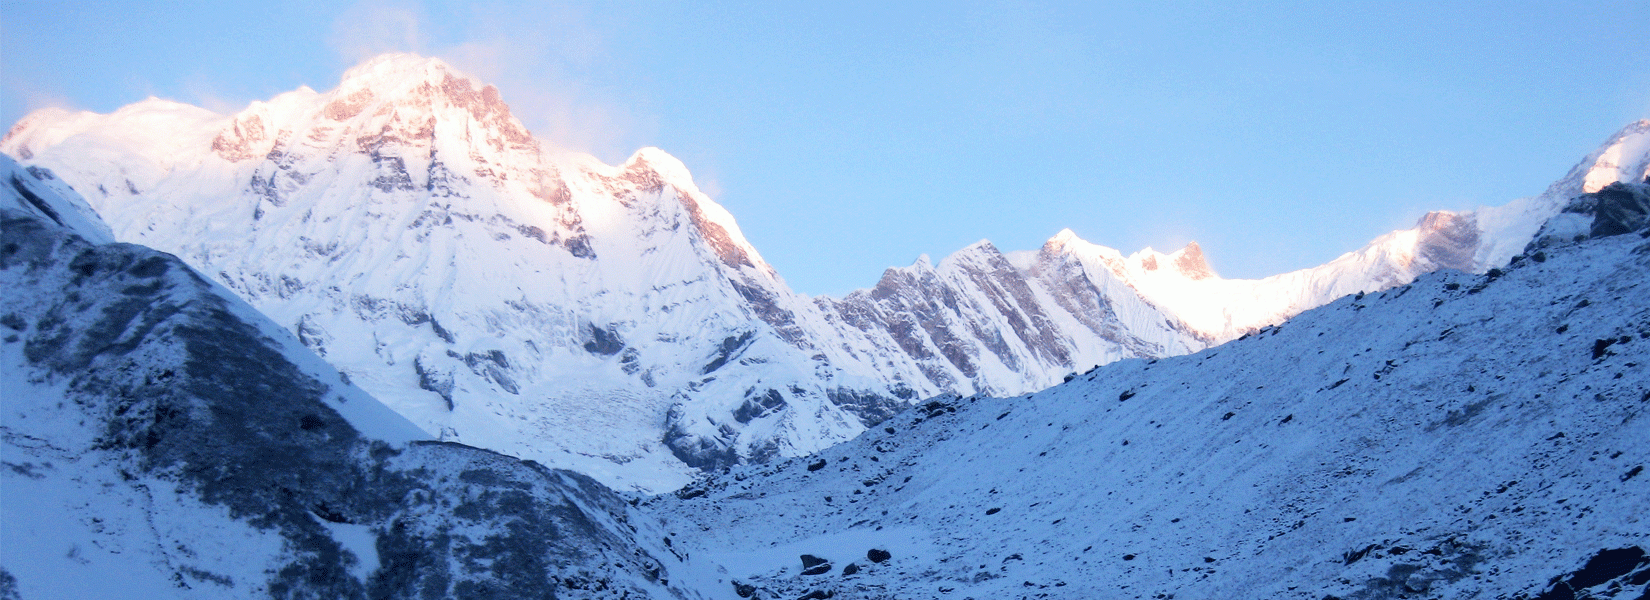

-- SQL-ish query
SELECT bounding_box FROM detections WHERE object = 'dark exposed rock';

[1343,544,1379,565]
[734,389,788,424]
[703,331,755,374]
[584,323,625,355]
[428,317,456,343]
[10,175,62,226]
[826,387,906,427]
[0,568,19,600]
[1590,182,1650,237]
[662,400,739,471]
[1518,546,1650,600]
[800,554,832,575]
[1342,539,1486,600]
[1414,211,1481,271]
[462,350,518,394]
[1593,338,1617,360]
[413,357,455,410]
[368,152,415,193]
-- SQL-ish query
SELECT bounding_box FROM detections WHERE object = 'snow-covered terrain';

[5,53,1650,600]
[644,178,1650,599]
[0,155,703,599]
[5,53,1647,491]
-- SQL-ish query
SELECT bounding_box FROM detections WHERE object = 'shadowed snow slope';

[4,51,1646,490]
[0,156,704,600]
[644,200,1650,599]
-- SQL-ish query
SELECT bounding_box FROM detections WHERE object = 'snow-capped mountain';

[643,181,1650,599]
[5,53,1646,491]
[0,155,703,599]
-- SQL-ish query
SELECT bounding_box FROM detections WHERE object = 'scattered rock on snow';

[801,554,832,575]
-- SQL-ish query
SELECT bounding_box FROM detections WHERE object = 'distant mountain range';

[5,53,1647,491]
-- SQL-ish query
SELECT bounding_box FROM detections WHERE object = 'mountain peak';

[1170,241,1216,280]
[1127,242,1214,280]
[624,147,697,191]
[337,53,466,90]
[1581,118,1650,194]
[309,53,535,153]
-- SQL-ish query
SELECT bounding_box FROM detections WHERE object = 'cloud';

[436,3,650,162]
[180,75,251,115]
[2,88,76,134]
[326,0,654,164]
[330,0,426,63]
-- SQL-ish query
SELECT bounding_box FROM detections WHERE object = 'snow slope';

[645,189,1650,599]
[5,53,1646,491]
[0,157,704,599]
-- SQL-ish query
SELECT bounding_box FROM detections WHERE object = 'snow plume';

[329,0,426,64]
[441,2,652,163]
[329,0,652,162]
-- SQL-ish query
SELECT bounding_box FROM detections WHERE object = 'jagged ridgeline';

[4,52,1649,492]
[644,174,1650,599]
[1,157,699,598]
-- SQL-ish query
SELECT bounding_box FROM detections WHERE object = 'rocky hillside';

[642,177,1650,599]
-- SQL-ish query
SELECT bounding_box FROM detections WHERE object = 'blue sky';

[4,1,1648,295]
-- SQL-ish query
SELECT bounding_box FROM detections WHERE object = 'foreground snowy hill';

[644,179,1650,599]
[0,156,702,599]
[5,53,1647,490]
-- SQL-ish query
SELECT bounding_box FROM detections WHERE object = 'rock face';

[1589,180,1650,237]
[1527,177,1650,251]
[0,156,696,599]
[5,53,1648,490]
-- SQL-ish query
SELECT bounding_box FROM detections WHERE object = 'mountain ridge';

[644,180,1650,598]
[5,53,1647,491]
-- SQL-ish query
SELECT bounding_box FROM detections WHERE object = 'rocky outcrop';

[1590,179,1650,237]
